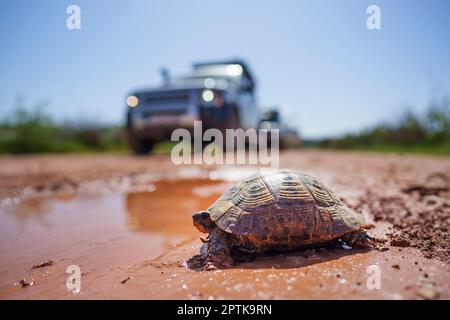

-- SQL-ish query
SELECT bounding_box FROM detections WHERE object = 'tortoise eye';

[201,211,210,218]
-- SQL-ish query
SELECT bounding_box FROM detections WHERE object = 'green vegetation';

[0,107,178,155]
[319,99,450,155]
[0,108,128,154]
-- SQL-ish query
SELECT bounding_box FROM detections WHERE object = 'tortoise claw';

[204,262,218,271]
[353,233,377,249]
[200,237,210,243]
[353,239,373,249]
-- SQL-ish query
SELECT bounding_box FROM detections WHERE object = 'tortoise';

[187,170,374,269]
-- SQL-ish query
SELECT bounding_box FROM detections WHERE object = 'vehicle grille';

[137,90,190,117]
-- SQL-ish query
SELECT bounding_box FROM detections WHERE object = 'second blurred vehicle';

[259,108,301,149]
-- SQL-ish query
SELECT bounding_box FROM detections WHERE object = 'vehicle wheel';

[128,133,154,155]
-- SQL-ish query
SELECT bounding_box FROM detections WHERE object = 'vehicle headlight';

[227,64,243,76]
[127,95,139,107]
[201,89,214,102]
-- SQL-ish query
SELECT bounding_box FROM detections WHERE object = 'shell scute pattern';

[313,207,333,239]
[300,174,336,208]
[232,211,254,235]
[209,171,363,242]
[231,178,275,211]
[268,172,314,210]
[209,182,244,221]
[217,205,243,233]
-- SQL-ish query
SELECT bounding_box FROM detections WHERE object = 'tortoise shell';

[207,170,365,246]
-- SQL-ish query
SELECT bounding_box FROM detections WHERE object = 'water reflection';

[125,179,227,235]
[2,197,54,231]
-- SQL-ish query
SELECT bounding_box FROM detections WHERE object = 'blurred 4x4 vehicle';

[126,60,259,154]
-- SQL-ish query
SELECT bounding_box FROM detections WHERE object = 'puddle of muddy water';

[0,178,228,295]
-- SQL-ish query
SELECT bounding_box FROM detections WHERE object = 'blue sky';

[1,0,449,138]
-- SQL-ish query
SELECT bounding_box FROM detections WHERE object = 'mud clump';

[32,260,54,269]
[353,173,450,262]
[120,276,132,284]
[18,279,35,288]
[390,238,411,247]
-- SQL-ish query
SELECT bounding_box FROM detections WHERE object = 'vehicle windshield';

[192,64,244,78]
[168,64,244,89]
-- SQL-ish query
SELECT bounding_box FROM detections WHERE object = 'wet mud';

[0,151,449,299]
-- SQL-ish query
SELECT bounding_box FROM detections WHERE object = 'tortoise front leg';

[203,228,235,270]
[186,228,234,270]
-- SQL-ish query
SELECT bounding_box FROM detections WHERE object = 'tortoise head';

[192,211,214,233]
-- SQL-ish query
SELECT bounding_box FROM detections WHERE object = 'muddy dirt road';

[0,150,449,299]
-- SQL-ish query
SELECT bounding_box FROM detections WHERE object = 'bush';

[319,98,450,155]
[0,109,127,154]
